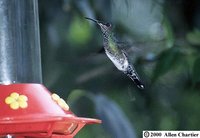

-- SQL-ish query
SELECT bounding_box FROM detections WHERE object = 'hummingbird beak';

[85,17,105,29]
[85,17,105,27]
[84,17,99,23]
[85,17,111,34]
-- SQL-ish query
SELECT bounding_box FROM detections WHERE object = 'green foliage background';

[39,0,200,137]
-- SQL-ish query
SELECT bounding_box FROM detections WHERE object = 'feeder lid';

[0,83,101,137]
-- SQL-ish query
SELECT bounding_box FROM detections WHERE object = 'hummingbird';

[85,17,144,89]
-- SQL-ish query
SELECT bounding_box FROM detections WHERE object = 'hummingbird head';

[85,17,112,36]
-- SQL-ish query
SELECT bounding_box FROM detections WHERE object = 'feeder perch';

[0,0,101,137]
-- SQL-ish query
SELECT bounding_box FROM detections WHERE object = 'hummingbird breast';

[103,36,129,71]
[105,49,129,72]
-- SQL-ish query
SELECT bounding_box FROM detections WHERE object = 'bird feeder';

[0,0,101,138]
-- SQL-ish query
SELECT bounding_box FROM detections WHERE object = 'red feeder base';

[0,84,101,138]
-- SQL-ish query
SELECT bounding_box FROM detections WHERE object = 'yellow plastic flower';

[51,93,69,111]
[5,92,28,110]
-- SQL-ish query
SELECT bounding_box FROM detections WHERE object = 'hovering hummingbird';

[85,17,144,89]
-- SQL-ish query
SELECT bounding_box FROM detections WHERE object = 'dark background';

[38,0,200,137]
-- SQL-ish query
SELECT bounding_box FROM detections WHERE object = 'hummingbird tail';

[132,77,144,89]
[125,66,144,89]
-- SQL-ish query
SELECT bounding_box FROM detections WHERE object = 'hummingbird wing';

[97,47,105,54]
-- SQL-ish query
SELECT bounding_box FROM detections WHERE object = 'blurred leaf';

[176,91,200,129]
[186,29,200,45]
[75,0,95,19]
[92,94,136,138]
[67,89,87,105]
[152,47,183,82]
[112,0,164,40]
[163,18,174,48]
[68,16,92,45]
[159,115,178,130]
[192,57,200,84]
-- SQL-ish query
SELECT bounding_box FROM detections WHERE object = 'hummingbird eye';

[105,23,111,27]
